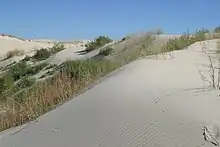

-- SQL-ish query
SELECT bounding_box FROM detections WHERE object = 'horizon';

[0,0,220,40]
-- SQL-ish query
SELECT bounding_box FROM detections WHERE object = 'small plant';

[26,62,49,75]
[155,28,164,35]
[85,36,113,53]
[50,43,65,54]
[214,26,220,33]
[6,49,24,59]
[0,72,14,95]
[33,48,51,60]
[162,29,207,52]
[9,61,30,81]
[98,47,114,56]
[16,76,36,89]
[199,42,220,89]
[22,55,31,61]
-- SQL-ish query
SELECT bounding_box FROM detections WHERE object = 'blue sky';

[0,0,219,40]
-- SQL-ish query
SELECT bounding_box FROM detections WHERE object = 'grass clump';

[3,61,48,82]
[0,59,119,131]
[33,48,51,60]
[9,61,30,81]
[85,36,113,53]
[6,49,24,59]
[22,55,31,61]
[98,47,114,56]
[214,26,220,33]
[16,76,36,89]
[162,29,207,52]
[50,43,65,54]
[26,62,49,75]
[27,44,65,61]
[0,72,14,95]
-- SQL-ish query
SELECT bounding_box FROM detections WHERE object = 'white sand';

[0,36,88,58]
[0,36,53,56]
[0,39,220,147]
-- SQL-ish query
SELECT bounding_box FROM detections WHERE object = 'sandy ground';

[0,36,53,55]
[0,36,88,58]
[0,39,220,147]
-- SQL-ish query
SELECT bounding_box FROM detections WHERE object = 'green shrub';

[16,76,36,89]
[85,36,113,53]
[162,29,207,52]
[3,72,14,90]
[50,43,65,54]
[60,59,118,80]
[22,56,31,61]
[155,28,164,35]
[33,48,51,60]
[26,62,49,75]
[9,61,30,81]
[0,73,14,94]
[214,26,220,33]
[98,47,114,56]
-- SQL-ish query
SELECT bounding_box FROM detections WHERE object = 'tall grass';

[0,59,119,131]
[162,30,207,52]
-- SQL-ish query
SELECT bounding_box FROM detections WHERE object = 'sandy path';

[0,40,220,147]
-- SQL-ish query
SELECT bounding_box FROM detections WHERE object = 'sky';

[0,0,219,40]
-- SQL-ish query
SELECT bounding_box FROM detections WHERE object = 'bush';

[0,73,14,95]
[9,61,30,81]
[155,28,164,35]
[162,29,207,52]
[6,49,24,59]
[60,59,117,80]
[33,48,51,60]
[85,36,113,53]
[50,43,65,54]
[28,62,48,75]
[98,47,114,56]
[16,76,36,89]
[214,26,220,33]
[22,55,31,61]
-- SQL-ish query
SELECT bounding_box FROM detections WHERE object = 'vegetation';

[98,47,114,56]
[214,26,220,33]
[16,76,36,89]
[6,49,24,59]
[162,29,207,52]
[33,48,51,60]
[85,36,113,53]
[25,43,65,61]
[155,28,164,35]
[22,55,31,61]
[0,61,48,97]
[50,43,65,54]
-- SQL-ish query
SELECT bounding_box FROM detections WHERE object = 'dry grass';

[0,59,119,131]
[6,49,25,59]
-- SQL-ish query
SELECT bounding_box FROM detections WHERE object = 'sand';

[0,39,220,147]
[0,36,53,56]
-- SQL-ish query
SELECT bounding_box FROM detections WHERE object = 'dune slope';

[0,40,220,147]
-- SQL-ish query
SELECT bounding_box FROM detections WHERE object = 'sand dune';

[0,39,220,147]
[0,35,89,58]
[0,36,53,55]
